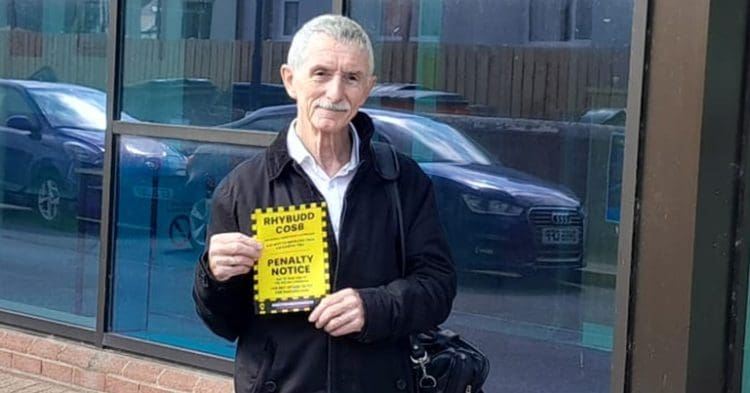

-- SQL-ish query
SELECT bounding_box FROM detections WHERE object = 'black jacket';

[193,112,457,393]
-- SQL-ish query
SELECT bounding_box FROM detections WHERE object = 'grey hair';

[287,14,375,75]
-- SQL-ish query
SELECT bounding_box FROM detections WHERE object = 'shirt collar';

[286,119,360,178]
[266,111,376,181]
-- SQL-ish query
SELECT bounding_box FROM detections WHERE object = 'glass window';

[418,0,441,38]
[66,0,109,33]
[283,1,300,37]
[0,0,109,327]
[351,0,631,391]
[110,136,264,356]
[529,0,570,42]
[182,1,212,39]
[528,0,593,42]
[119,0,332,126]
[5,0,43,31]
[113,0,331,351]
[575,0,593,40]
[381,0,413,41]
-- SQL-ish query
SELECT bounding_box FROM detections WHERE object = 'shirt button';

[395,378,407,390]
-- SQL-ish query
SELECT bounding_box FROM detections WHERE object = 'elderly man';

[193,14,456,393]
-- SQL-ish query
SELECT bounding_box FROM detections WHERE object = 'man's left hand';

[308,288,365,336]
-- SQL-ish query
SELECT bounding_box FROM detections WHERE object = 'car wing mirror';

[6,115,39,135]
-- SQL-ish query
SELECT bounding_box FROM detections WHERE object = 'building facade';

[0,0,747,392]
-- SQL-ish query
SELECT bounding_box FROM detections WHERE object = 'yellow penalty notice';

[251,203,329,315]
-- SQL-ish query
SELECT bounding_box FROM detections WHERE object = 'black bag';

[410,328,490,393]
[372,142,491,393]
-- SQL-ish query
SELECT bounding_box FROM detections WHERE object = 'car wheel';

[189,197,211,249]
[33,171,73,228]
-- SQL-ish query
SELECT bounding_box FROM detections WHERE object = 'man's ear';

[280,64,297,100]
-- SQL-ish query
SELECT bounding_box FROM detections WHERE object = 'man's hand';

[208,233,263,282]
[308,288,365,336]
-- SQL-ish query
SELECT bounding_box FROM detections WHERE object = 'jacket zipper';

[330,160,367,300]
[289,157,369,393]
[328,193,348,393]
[289,162,337,393]
[327,161,368,393]
[328,184,348,393]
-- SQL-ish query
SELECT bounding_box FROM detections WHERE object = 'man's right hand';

[207,233,263,282]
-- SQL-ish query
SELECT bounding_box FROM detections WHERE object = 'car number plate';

[541,227,580,245]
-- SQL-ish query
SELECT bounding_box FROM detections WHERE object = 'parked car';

[0,79,187,229]
[228,82,293,117]
[211,105,585,276]
[123,78,224,126]
[367,83,472,115]
[579,107,626,126]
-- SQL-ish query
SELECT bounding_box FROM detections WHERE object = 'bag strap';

[371,141,405,276]
[373,142,437,390]
[371,141,400,181]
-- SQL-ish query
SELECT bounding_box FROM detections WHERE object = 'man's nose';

[325,75,345,101]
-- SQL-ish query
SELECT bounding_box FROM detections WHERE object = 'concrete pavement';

[0,370,98,393]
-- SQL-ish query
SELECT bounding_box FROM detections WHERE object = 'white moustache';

[316,102,350,112]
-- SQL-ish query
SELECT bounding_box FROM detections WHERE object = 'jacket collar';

[266,111,376,180]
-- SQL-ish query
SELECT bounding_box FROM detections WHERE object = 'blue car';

[0,79,187,228]
[214,105,585,276]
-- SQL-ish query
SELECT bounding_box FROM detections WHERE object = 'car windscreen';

[28,88,137,130]
[374,115,493,165]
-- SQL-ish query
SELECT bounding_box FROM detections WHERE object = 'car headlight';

[461,193,523,216]
[63,141,101,164]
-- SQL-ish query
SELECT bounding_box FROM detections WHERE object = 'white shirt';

[286,120,360,241]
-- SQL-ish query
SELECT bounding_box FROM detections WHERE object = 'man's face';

[281,34,375,137]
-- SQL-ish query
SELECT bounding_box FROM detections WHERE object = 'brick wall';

[0,327,233,393]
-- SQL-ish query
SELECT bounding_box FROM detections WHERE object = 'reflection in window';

[182,1,212,39]
[0,80,103,322]
[283,1,299,36]
[0,1,109,326]
[418,0,441,38]
[28,87,107,130]
[575,0,593,40]
[139,0,159,38]
[350,1,631,391]
[355,1,629,120]
[372,112,492,165]
[68,0,109,33]
[0,87,35,122]
[0,1,109,87]
[379,0,442,41]
[121,0,331,126]
[111,136,263,357]
[0,0,108,33]
[529,0,571,41]
[3,0,43,30]
[381,0,414,40]
[529,0,593,42]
